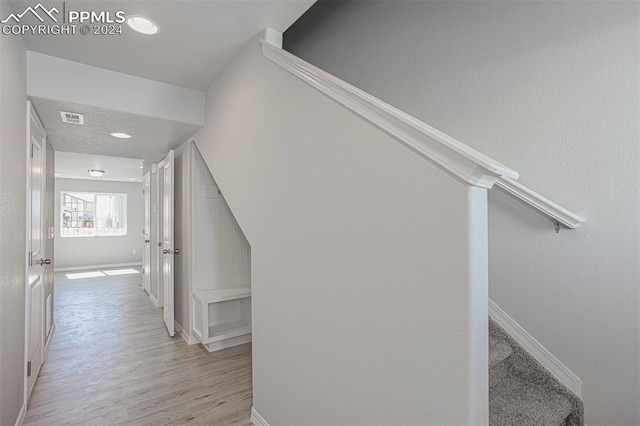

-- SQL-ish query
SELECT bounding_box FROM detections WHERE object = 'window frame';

[60,191,128,238]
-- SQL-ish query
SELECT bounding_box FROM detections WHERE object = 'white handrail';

[494,177,585,229]
[261,39,585,230]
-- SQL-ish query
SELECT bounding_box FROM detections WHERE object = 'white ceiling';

[14,0,314,169]
[31,98,201,161]
[15,0,314,169]
[56,151,143,182]
[13,0,315,91]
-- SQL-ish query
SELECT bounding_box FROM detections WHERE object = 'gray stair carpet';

[489,319,583,425]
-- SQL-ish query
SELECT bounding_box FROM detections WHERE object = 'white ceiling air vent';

[59,111,84,125]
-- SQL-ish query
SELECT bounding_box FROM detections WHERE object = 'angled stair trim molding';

[489,299,582,398]
[495,177,586,229]
[14,402,26,426]
[250,407,270,426]
[261,40,518,189]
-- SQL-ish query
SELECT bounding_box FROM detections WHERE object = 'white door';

[26,102,47,397]
[142,172,151,293]
[160,151,175,336]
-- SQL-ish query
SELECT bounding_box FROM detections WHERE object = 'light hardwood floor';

[23,269,253,426]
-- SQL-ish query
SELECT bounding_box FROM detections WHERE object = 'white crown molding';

[494,177,585,229]
[489,299,582,398]
[260,40,518,189]
[250,407,270,426]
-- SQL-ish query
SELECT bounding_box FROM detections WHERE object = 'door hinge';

[27,361,31,377]
[142,267,145,274]
[28,251,32,267]
[30,143,33,159]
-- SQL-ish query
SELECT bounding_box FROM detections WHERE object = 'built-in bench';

[192,288,251,352]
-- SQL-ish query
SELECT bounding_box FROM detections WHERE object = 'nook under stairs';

[489,319,583,425]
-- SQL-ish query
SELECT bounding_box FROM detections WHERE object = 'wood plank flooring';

[23,269,253,426]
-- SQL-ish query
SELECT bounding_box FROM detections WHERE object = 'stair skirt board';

[250,407,270,426]
[14,403,26,426]
[489,319,584,426]
[489,299,582,398]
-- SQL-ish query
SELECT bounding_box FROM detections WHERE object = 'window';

[61,192,127,237]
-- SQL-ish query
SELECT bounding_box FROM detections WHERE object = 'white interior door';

[26,102,47,397]
[160,151,175,336]
[142,172,151,293]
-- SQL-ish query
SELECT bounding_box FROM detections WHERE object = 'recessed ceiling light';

[128,178,137,181]
[88,169,105,178]
[126,16,160,35]
[110,132,131,139]
[139,165,144,169]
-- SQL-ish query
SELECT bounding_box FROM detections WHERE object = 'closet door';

[159,150,175,336]
[142,172,151,293]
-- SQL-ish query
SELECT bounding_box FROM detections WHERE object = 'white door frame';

[159,150,175,336]
[154,163,164,308]
[142,172,151,294]
[24,101,47,400]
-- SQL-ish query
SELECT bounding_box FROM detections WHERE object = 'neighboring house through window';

[61,192,127,237]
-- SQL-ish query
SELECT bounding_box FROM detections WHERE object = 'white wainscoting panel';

[190,144,251,292]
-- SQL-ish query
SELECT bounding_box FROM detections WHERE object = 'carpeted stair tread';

[489,370,574,426]
[489,328,513,369]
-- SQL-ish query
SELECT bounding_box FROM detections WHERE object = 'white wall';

[27,52,205,126]
[54,178,143,270]
[0,0,27,422]
[284,2,640,424]
[194,33,490,425]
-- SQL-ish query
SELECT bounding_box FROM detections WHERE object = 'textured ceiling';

[56,151,143,182]
[31,98,201,161]
[13,0,315,90]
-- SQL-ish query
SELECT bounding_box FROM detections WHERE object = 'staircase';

[489,319,583,425]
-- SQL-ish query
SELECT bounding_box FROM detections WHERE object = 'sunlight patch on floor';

[66,271,106,280]
[103,269,141,276]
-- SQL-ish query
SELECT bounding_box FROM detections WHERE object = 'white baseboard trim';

[174,322,199,345]
[250,407,269,426]
[14,402,26,426]
[149,293,161,309]
[205,334,252,353]
[43,322,55,363]
[54,262,142,272]
[489,299,582,398]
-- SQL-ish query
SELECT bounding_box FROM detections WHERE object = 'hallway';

[23,269,253,426]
